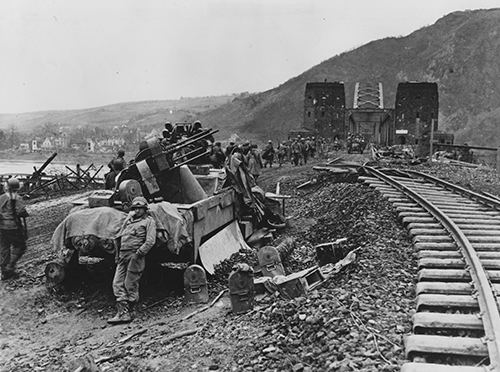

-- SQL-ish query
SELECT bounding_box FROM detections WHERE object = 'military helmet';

[113,158,125,171]
[7,177,20,191]
[131,196,148,209]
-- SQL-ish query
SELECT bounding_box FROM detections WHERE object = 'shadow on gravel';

[50,259,186,310]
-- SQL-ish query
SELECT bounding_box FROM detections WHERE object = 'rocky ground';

[1,154,498,371]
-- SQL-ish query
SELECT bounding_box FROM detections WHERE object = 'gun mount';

[117,127,219,203]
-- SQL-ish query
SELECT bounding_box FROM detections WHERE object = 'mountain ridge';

[200,8,500,146]
[2,8,500,147]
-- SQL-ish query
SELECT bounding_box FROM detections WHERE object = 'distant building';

[41,137,54,150]
[86,139,96,152]
[394,82,438,146]
[303,81,346,139]
[19,143,30,152]
[31,139,40,152]
[54,132,70,148]
[97,137,126,147]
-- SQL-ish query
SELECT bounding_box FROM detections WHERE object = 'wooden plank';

[416,282,472,295]
[405,335,487,357]
[416,294,478,310]
[418,269,470,281]
[402,362,485,372]
[413,312,483,331]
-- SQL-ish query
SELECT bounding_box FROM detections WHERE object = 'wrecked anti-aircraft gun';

[45,122,285,286]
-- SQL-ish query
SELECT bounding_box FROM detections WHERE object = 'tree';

[0,129,6,150]
[8,125,19,148]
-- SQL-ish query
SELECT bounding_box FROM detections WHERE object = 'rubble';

[2,155,424,371]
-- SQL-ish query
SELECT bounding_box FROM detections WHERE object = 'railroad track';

[361,167,500,372]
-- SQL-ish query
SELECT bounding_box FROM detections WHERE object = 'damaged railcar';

[45,123,285,285]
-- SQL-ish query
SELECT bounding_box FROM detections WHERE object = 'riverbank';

[0,151,118,166]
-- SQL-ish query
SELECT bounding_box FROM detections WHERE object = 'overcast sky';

[0,0,498,113]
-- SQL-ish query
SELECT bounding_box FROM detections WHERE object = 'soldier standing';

[225,142,236,158]
[277,142,288,167]
[104,159,124,190]
[262,140,275,168]
[108,196,156,324]
[248,144,263,180]
[0,177,29,280]
[210,142,226,168]
[291,139,302,166]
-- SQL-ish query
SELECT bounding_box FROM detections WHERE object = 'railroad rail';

[361,166,500,372]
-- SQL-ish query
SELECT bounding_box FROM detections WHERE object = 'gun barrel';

[164,129,218,153]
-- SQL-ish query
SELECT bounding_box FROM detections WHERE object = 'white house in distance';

[41,137,54,150]
[19,143,30,152]
[86,139,96,152]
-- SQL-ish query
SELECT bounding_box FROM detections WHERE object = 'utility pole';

[429,119,435,161]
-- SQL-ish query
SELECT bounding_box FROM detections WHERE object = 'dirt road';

[1,155,416,371]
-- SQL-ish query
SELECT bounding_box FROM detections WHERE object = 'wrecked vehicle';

[45,123,286,285]
[346,134,366,154]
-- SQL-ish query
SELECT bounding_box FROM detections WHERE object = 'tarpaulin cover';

[148,202,191,255]
[51,207,127,253]
[51,203,191,262]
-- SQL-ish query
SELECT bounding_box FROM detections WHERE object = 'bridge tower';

[348,82,393,145]
[394,82,438,153]
[303,81,346,139]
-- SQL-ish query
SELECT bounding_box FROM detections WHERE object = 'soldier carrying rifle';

[0,177,29,280]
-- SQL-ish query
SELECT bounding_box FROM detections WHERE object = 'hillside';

[3,9,500,147]
[200,8,500,146]
[0,95,238,133]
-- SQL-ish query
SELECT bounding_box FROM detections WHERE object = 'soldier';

[107,149,126,177]
[108,196,156,324]
[225,142,236,158]
[210,142,226,168]
[241,142,251,166]
[301,138,309,165]
[291,139,302,166]
[0,177,29,280]
[248,144,263,180]
[262,140,275,168]
[277,141,288,167]
[310,137,317,158]
[104,159,124,190]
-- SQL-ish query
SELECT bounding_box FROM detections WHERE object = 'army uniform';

[108,197,156,324]
[0,178,29,280]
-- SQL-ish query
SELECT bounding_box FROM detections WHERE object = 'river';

[0,161,106,177]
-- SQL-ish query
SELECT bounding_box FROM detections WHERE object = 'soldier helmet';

[7,177,20,191]
[131,196,148,209]
[113,158,125,171]
[193,121,202,129]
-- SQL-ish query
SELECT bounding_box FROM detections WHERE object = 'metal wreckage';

[45,122,287,286]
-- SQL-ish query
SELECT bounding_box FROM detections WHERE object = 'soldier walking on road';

[262,140,275,168]
[108,196,156,324]
[0,177,29,280]
[248,144,263,181]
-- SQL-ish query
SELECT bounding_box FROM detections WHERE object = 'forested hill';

[200,8,500,146]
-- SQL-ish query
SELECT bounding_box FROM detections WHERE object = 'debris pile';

[223,182,417,371]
